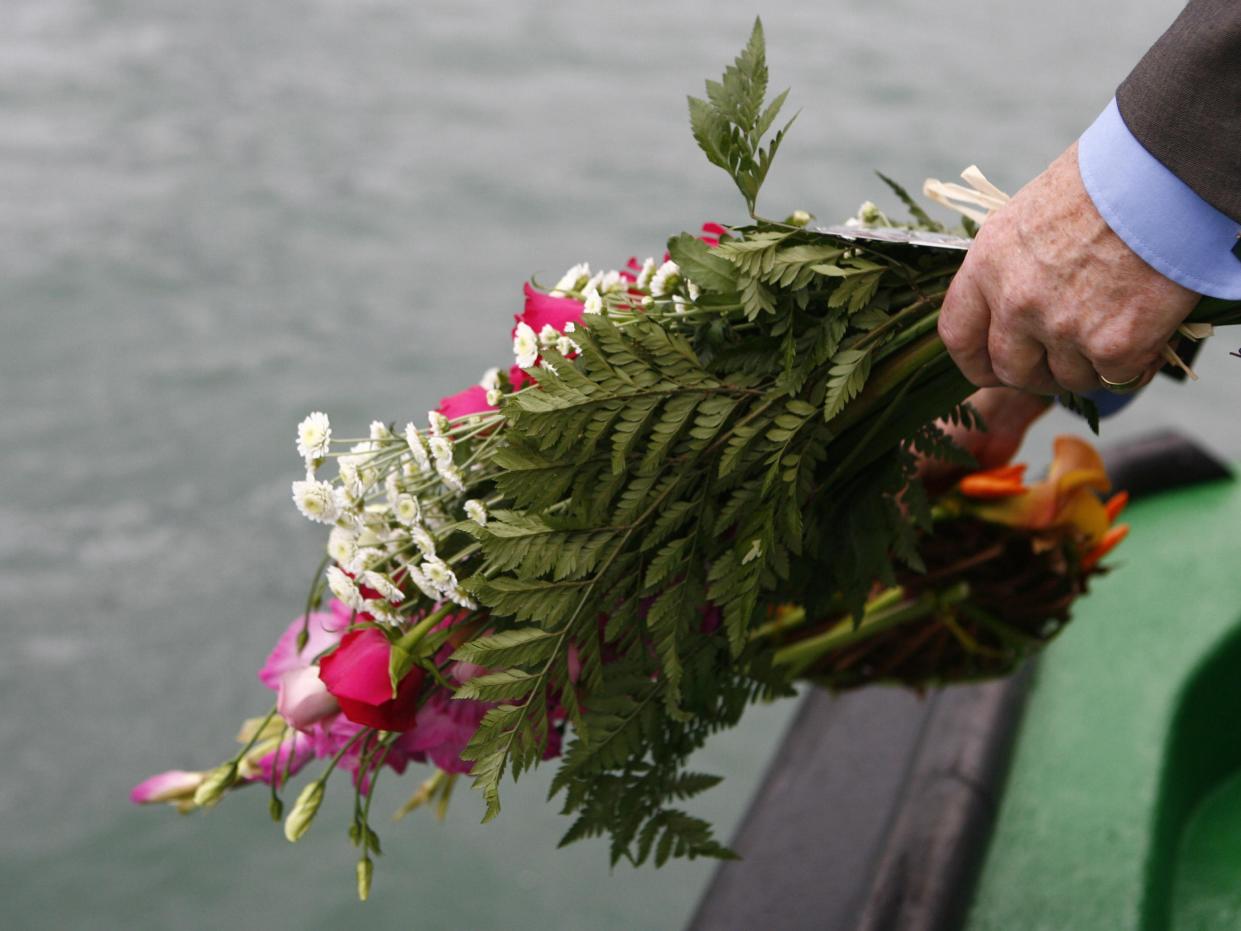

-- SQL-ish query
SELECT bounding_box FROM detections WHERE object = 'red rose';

[437,384,496,420]
[318,628,425,732]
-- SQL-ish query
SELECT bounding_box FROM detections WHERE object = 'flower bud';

[192,763,238,809]
[284,780,325,843]
[269,795,284,822]
[356,856,374,902]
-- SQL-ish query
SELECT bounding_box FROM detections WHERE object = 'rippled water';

[2,1,1212,928]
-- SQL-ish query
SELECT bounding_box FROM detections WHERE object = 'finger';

[988,326,1058,395]
[1046,346,1103,394]
[939,269,1002,387]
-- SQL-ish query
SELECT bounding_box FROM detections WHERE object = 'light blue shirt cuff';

[1077,98,1241,300]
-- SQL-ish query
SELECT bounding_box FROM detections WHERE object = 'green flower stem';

[772,582,970,677]
[396,603,455,655]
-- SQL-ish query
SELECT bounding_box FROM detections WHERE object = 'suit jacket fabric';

[1117,0,1241,222]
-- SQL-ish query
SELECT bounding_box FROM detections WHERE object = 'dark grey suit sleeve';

[1116,0,1241,222]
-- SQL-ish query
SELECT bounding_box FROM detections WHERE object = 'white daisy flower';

[394,494,421,526]
[291,480,338,524]
[326,566,363,610]
[564,321,576,333]
[369,420,392,441]
[583,271,604,295]
[551,262,590,297]
[538,323,560,349]
[337,460,363,499]
[513,321,539,369]
[582,287,603,315]
[641,295,654,307]
[635,257,657,291]
[428,411,450,437]
[361,571,405,604]
[385,472,401,507]
[479,367,501,391]
[447,586,478,611]
[438,463,466,493]
[406,564,441,601]
[649,260,680,298]
[485,388,502,407]
[687,279,701,301]
[296,412,332,464]
[556,335,580,356]
[412,526,436,558]
[464,499,488,526]
[327,526,358,568]
[429,435,453,468]
[599,270,624,293]
[423,557,458,594]
[404,423,432,473]
[363,599,400,624]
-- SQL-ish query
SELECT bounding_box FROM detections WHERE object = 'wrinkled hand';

[918,386,1052,492]
[938,142,1199,394]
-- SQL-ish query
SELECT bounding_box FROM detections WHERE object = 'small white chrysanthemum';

[599,270,624,294]
[464,499,488,526]
[672,296,689,314]
[428,411,450,437]
[479,367,501,391]
[326,566,364,610]
[538,323,560,350]
[641,295,654,307]
[385,472,401,507]
[513,321,539,369]
[327,526,358,568]
[635,257,656,291]
[369,420,392,441]
[649,260,680,298]
[447,586,478,610]
[423,557,458,593]
[856,201,883,224]
[394,494,421,526]
[404,423,432,473]
[406,564,441,601]
[296,412,332,463]
[556,335,580,356]
[361,571,405,604]
[438,462,466,493]
[291,480,338,524]
[687,279,701,302]
[564,321,576,333]
[337,460,363,499]
[429,435,453,468]
[363,599,400,624]
[742,538,763,565]
[583,270,603,295]
[485,388,502,407]
[351,546,384,573]
[551,262,590,296]
[412,526,437,558]
[582,287,603,315]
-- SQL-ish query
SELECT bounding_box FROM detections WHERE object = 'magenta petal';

[438,384,497,420]
[516,282,584,335]
[258,607,347,690]
[130,770,204,805]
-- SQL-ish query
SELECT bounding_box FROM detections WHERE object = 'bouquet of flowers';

[130,21,1238,899]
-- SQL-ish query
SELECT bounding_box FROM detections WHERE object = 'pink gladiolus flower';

[515,281,583,336]
[259,602,349,691]
[277,665,340,731]
[130,769,206,805]
[394,689,489,774]
[438,384,497,420]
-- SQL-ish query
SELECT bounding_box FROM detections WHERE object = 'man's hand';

[938,142,1199,394]
[917,387,1052,493]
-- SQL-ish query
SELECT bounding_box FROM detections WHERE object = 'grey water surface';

[1,1,1216,928]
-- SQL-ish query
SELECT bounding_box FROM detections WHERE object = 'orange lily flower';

[956,436,1126,564]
